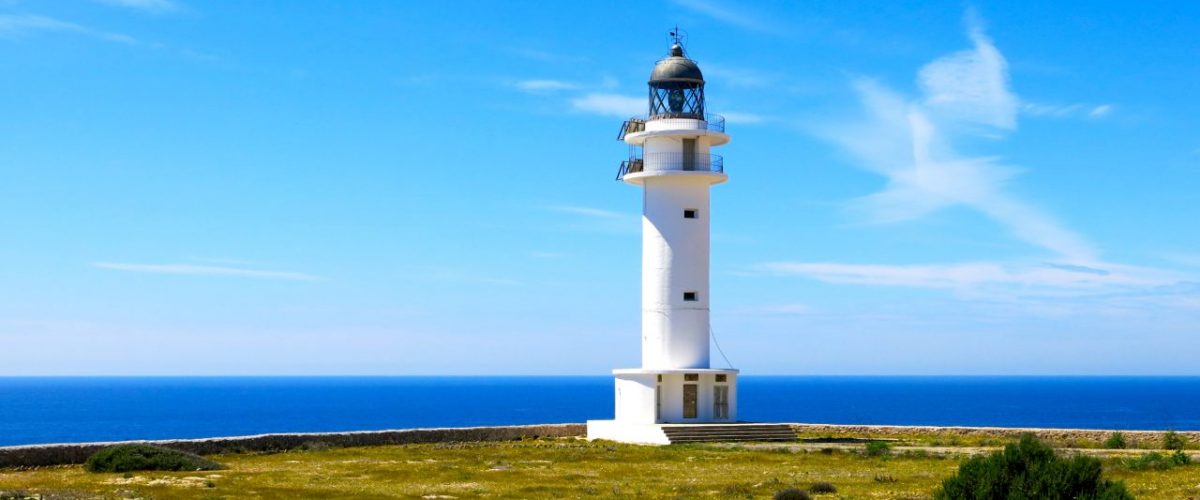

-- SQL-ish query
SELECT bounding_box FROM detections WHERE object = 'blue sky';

[2,1,1197,375]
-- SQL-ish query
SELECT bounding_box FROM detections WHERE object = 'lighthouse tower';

[587,38,737,445]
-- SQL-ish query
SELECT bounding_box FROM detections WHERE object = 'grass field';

[2,437,1199,499]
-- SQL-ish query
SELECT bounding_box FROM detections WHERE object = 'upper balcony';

[617,113,729,146]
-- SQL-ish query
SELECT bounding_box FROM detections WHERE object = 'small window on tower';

[684,373,699,381]
[683,209,698,219]
[716,374,727,382]
[683,291,698,302]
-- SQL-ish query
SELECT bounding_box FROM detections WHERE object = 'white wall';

[614,373,657,423]
[640,174,712,369]
[651,372,738,423]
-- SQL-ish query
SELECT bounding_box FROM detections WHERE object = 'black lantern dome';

[648,43,705,119]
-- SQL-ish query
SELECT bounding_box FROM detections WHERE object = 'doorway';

[656,384,661,421]
[683,384,698,419]
[681,138,696,171]
[713,385,729,420]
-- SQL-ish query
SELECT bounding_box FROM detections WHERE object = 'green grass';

[2,438,1198,499]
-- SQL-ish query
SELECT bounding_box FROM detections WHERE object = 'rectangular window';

[684,373,699,382]
[683,291,698,301]
[683,209,698,219]
[715,374,727,382]
[656,374,662,382]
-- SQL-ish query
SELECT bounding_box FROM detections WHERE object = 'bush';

[809,482,837,494]
[85,444,223,473]
[934,434,1132,500]
[1123,452,1171,471]
[865,441,891,457]
[773,488,811,500]
[1127,450,1193,470]
[1104,432,1127,449]
[1163,431,1187,450]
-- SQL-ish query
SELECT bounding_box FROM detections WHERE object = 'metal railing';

[616,152,724,180]
[617,118,646,140]
[617,113,725,140]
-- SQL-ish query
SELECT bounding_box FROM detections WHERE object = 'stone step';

[676,434,796,441]
[662,425,791,432]
[660,424,797,444]
[667,434,797,440]
[666,434,798,440]
[661,424,794,431]
[663,429,797,435]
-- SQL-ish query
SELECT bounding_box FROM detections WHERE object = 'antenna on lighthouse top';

[667,26,688,56]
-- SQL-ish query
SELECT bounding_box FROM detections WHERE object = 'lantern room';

[648,44,706,119]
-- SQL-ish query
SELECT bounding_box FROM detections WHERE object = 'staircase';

[661,424,798,444]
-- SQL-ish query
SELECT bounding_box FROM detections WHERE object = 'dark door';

[683,384,698,418]
[713,386,729,419]
[682,138,696,171]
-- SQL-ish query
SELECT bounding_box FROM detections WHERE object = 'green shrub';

[934,434,1132,500]
[1163,431,1187,450]
[809,481,837,494]
[865,441,891,457]
[773,488,811,500]
[1123,452,1170,471]
[85,444,223,473]
[1120,450,1191,471]
[1104,432,1127,449]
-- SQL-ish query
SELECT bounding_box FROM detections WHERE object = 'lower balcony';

[617,152,725,180]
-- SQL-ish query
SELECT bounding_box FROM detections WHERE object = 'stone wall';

[0,423,585,468]
[791,423,1200,446]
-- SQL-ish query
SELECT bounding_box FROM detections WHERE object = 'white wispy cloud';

[1088,104,1113,118]
[93,262,320,281]
[722,111,766,124]
[759,261,1177,291]
[917,19,1018,130]
[513,79,579,93]
[0,14,136,44]
[670,0,782,35]
[569,93,644,118]
[546,205,632,219]
[545,205,639,234]
[733,303,812,315]
[818,15,1096,263]
[1022,102,1115,119]
[92,0,176,12]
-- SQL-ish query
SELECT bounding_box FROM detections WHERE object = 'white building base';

[587,368,738,444]
[585,420,671,445]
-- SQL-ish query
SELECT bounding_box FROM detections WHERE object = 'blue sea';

[2,376,1198,446]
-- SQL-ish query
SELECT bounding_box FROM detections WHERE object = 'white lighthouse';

[587,38,738,445]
